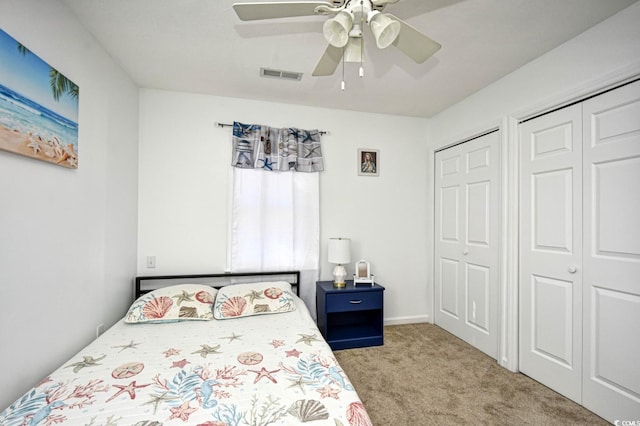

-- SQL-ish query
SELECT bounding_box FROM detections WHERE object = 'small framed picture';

[358,148,379,177]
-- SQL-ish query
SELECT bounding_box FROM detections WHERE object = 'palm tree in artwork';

[16,42,79,102]
[49,68,79,101]
[16,42,29,56]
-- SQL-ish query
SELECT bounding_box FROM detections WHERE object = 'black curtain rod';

[215,122,328,136]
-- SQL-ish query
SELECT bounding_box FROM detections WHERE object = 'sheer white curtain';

[228,167,320,317]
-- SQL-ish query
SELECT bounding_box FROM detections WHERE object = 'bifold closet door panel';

[434,131,500,359]
[519,79,640,423]
[582,79,640,422]
[519,104,583,404]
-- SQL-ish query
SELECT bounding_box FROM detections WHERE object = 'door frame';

[426,70,640,373]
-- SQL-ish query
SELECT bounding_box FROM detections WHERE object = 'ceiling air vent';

[260,67,303,81]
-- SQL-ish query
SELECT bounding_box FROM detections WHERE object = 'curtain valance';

[231,121,324,172]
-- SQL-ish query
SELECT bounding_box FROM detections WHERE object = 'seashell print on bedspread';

[0,297,372,426]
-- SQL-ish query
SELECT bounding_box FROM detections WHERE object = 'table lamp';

[328,237,351,288]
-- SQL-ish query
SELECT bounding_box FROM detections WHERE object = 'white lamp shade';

[369,11,401,49]
[328,238,351,264]
[323,10,353,48]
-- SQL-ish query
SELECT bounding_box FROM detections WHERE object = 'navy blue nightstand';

[316,280,385,350]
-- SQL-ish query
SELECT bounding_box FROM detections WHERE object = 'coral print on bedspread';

[0,294,372,426]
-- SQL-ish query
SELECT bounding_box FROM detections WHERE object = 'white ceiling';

[62,0,637,118]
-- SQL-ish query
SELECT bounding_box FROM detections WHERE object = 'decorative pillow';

[213,281,296,319]
[125,284,217,324]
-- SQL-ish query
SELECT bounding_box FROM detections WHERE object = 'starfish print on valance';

[231,121,324,172]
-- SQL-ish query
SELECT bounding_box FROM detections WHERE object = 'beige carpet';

[334,323,608,425]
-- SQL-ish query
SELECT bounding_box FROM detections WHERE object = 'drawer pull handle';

[350,300,362,304]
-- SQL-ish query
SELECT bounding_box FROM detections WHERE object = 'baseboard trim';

[384,315,431,326]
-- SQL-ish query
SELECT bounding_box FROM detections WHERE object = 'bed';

[0,271,372,426]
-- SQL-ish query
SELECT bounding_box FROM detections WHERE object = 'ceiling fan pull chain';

[360,0,365,78]
[342,45,346,90]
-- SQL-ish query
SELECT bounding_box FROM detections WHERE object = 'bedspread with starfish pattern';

[0,296,372,426]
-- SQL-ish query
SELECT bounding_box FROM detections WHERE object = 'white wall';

[138,89,430,323]
[0,0,139,410]
[424,1,640,368]
[430,1,640,144]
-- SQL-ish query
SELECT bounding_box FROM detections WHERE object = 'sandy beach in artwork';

[0,123,77,168]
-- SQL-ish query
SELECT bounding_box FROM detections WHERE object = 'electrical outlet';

[146,256,156,268]
[96,323,104,338]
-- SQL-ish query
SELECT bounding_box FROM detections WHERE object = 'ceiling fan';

[232,0,441,78]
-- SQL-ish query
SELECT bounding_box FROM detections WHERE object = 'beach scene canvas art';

[0,28,79,168]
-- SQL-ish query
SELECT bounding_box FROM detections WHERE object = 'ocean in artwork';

[0,83,78,150]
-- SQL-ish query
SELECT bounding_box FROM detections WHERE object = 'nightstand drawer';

[326,291,382,312]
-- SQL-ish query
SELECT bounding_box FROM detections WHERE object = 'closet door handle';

[463,248,469,256]
[568,265,577,274]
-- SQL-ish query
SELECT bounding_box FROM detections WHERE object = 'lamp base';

[332,264,347,288]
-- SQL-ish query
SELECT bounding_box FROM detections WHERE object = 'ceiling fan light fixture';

[368,11,401,49]
[343,37,362,63]
[323,10,354,48]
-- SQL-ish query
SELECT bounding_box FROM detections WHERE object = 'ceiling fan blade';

[233,1,333,21]
[387,14,441,64]
[312,44,343,76]
[371,0,400,6]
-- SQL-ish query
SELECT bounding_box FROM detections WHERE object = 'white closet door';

[434,131,500,359]
[519,104,583,403]
[582,80,640,421]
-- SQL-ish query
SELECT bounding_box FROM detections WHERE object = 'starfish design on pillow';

[244,290,264,303]
[172,290,195,305]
